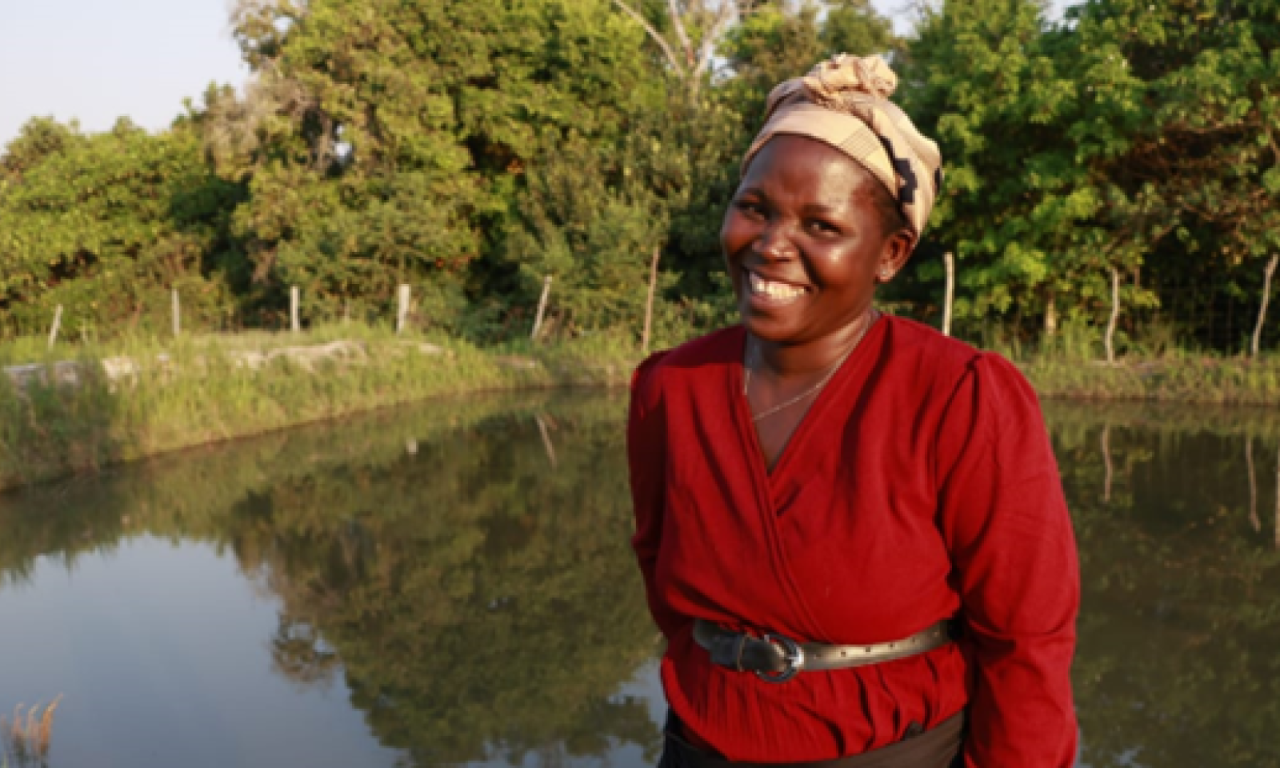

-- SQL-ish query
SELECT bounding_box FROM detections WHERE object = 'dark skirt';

[658,711,964,768]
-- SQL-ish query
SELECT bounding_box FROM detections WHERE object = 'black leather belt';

[693,619,954,683]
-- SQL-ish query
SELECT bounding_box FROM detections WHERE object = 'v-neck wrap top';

[627,316,1079,766]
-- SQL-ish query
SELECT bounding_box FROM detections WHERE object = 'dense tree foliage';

[899,0,1280,349]
[0,118,244,336]
[1,0,1278,351]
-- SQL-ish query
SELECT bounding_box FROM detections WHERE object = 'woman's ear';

[876,229,917,283]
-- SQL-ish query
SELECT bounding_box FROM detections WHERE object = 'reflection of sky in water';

[0,532,668,768]
[0,536,406,768]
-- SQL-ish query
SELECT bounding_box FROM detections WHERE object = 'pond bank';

[1021,354,1280,405]
[0,331,636,493]
[3,328,1279,494]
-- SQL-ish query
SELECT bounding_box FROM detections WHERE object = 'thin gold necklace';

[744,309,877,423]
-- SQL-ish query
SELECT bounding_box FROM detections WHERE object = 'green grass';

[958,317,1280,404]
[1020,352,1280,405]
[0,323,640,492]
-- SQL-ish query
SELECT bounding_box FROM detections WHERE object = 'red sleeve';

[627,352,682,637]
[934,353,1079,767]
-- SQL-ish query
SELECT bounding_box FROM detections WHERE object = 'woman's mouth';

[747,271,808,305]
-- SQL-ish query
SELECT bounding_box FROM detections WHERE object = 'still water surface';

[1,392,1278,768]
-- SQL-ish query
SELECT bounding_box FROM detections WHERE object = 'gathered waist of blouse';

[658,627,970,763]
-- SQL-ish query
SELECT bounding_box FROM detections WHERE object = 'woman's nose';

[754,221,796,260]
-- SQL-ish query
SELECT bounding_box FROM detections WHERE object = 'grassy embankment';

[988,323,1280,404]
[0,323,639,492]
[3,319,1280,493]
[1022,353,1280,404]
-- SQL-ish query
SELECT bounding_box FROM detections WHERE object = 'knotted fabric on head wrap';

[742,54,942,238]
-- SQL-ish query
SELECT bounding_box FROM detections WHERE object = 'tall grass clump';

[0,696,61,768]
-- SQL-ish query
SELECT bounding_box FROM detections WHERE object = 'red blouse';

[627,316,1078,766]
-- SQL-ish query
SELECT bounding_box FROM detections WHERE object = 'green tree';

[0,118,244,336]
[898,0,1105,336]
[1060,0,1280,350]
[210,0,675,333]
[898,0,1280,350]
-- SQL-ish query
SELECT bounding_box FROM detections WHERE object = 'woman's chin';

[738,314,800,345]
[737,297,805,340]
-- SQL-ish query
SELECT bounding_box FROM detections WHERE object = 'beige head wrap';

[743,55,942,237]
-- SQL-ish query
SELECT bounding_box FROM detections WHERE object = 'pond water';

[1,391,1278,768]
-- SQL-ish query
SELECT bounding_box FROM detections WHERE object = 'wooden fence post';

[172,288,181,338]
[48,305,63,350]
[1105,267,1120,365]
[1251,254,1278,357]
[642,246,661,354]
[942,252,955,337]
[396,284,411,335]
[290,286,300,333]
[532,276,552,341]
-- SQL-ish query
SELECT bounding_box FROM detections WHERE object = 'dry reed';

[0,696,61,766]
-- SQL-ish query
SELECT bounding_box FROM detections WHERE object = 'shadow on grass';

[0,357,134,491]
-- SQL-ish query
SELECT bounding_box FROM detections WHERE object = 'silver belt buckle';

[755,633,804,683]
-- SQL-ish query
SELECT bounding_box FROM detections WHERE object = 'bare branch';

[667,0,697,68]
[692,0,736,82]
[613,0,687,77]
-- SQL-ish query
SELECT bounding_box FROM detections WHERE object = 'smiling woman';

[722,136,906,353]
[627,55,1080,768]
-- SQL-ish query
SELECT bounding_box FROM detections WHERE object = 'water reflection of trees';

[6,395,1280,767]
[1047,405,1280,768]
[227,410,660,764]
[0,392,662,766]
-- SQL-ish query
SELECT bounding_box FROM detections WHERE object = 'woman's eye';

[735,200,765,217]
[808,220,840,235]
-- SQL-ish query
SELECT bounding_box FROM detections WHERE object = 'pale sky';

[0,0,248,146]
[0,0,1073,149]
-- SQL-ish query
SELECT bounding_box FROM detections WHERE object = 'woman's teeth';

[749,272,805,301]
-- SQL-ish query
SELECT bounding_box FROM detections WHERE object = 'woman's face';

[720,135,913,348]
